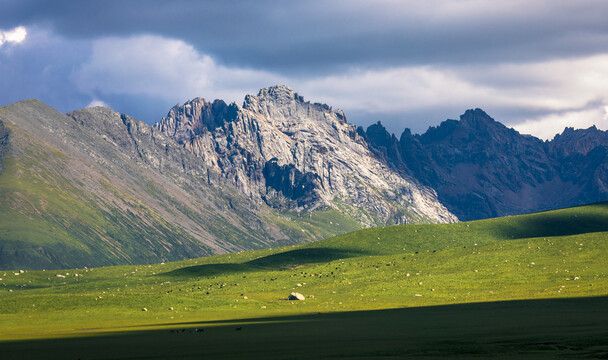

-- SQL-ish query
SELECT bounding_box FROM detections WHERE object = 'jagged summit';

[246,85,330,110]
[156,98,239,144]
[458,108,515,135]
[460,108,493,122]
[243,85,347,125]
[155,86,456,226]
[418,107,522,147]
[249,85,300,104]
[551,125,608,157]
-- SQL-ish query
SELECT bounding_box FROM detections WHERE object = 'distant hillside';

[3,86,608,270]
[0,100,364,270]
[0,89,455,270]
[362,109,608,220]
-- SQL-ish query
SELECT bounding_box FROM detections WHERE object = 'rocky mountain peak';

[252,84,299,103]
[455,108,506,135]
[155,98,239,143]
[419,108,524,148]
[460,108,493,123]
[362,121,403,168]
[243,85,347,125]
[155,86,457,226]
[551,125,608,157]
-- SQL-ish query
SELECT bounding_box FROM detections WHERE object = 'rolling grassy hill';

[0,202,607,358]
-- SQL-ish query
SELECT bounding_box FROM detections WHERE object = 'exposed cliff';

[156,85,457,226]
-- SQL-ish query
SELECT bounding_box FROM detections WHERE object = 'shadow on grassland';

[2,296,608,360]
[494,202,608,240]
[162,263,253,277]
[245,247,361,267]
[163,247,362,277]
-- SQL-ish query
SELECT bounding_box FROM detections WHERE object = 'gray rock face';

[363,109,608,220]
[156,85,457,226]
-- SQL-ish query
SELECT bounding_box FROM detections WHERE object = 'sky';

[1,0,608,139]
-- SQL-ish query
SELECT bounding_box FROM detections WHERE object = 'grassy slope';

[0,123,214,269]
[0,202,607,358]
[0,101,367,270]
[0,136,362,269]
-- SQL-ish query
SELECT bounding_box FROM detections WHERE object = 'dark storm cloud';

[2,0,608,138]
[0,25,92,111]
[4,0,608,74]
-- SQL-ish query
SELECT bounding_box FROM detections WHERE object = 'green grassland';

[1,202,607,358]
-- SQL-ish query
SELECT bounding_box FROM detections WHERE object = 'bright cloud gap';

[0,26,27,46]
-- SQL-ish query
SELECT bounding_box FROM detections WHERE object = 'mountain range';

[1,85,606,269]
[362,108,608,220]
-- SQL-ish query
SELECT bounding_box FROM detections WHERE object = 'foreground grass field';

[3,297,608,359]
[1,202,607,358]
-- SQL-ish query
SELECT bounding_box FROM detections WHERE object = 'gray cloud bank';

[2,0,608,138]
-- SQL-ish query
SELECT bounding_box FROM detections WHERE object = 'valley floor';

[1,202,608,358]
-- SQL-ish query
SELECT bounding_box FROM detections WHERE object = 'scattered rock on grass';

[288,292,305,301]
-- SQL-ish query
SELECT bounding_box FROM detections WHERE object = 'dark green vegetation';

[2,297,607,359]
[0,100,363,270]
[1,202,607,358]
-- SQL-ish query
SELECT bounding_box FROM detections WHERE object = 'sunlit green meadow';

[1,202,607,358]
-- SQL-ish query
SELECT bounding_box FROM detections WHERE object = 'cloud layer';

[2,1,608,139]
[73,35,284,105]
[73,34,608,138]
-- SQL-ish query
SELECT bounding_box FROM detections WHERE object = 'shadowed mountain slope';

[363,109,608,220]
